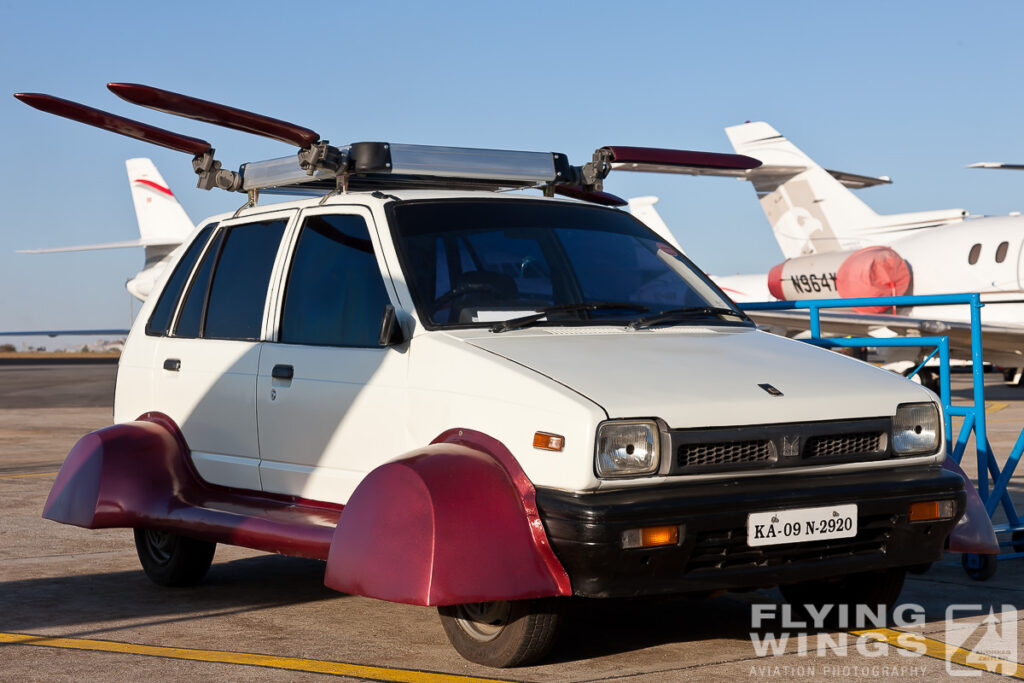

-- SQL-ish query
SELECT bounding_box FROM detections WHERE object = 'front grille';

[678,440,776,468]
[668,417,893,474]
[804,432,884,459]
[684,513,895,574]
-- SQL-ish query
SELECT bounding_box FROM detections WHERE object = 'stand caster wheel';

[961,553,997,581]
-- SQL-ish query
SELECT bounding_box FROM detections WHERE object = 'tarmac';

[2,359,1024,681]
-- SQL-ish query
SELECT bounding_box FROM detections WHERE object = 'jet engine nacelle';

[767,246,912,313]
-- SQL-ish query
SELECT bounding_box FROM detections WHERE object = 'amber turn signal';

[622,525,681,549]
[533,432,565,451]
[908,499,956,522]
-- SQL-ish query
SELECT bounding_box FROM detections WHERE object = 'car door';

[151,210,294,490]
[256,206,409,504]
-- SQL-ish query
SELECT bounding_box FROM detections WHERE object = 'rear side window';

[279,214,390,347]
[174,229,225,338]
[204,220,288,340]
[145,224,215,336]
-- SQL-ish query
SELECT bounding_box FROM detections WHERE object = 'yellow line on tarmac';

[852,627,1022,678]
[988,402,1010,414]
[0,471,58,479]
[0,633,515,683]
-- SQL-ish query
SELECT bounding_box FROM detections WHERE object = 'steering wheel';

[429,281,507,315]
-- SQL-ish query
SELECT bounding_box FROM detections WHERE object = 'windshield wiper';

[491,302,650,333]
[626,306,747,330]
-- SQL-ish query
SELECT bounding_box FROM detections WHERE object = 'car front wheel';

[437,598,564,667]
[133,528,216,587]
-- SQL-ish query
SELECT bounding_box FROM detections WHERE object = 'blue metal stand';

[741,293,1024,570]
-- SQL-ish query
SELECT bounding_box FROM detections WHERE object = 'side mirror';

[379,304,405,346]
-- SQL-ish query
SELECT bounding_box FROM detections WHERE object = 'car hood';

[454,325,931,428]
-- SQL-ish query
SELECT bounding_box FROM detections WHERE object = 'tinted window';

[996,241,1009,263]
[557,228,694,306]
[146,224,214,336]
[204,220,287,340]
[391,199,736,328]
[174,229,224,338]
[280,214,390,347]
[968,243,981,265]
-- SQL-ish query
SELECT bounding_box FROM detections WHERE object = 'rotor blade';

[108,83,320,148]
[14,93,211,156]
[552,184,627,206]
[604,146,761,174]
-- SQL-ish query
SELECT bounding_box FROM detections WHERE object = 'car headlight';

[893,402,940,455]
[596,420,660,477]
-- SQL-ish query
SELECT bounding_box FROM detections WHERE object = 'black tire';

[133,528,216,587]
[961,553,998,581]
[780,567,907,623]
[438,599,564,668]
[903,367,939,393]
[1003,368,1024,386]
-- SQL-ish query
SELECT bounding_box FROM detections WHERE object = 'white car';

[17,85,966,668]
[43,188,965,666]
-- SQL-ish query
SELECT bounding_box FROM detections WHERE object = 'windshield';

[389,199,748,330]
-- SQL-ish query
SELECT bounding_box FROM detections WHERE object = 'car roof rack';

[15,83,760,208]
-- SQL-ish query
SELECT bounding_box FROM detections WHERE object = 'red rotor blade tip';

[14,92,211,155]
[107,82,320,148]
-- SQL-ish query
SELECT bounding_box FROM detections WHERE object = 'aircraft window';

[996,241,1009,263]
[146,224,214,336]
[174,229,225,338]
[968,243,981,265]
[203,220,288,341]
[279,214,390,347]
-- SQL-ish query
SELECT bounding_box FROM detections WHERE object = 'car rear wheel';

[133,528,216,587]
[437,598,564,667]
[780,567,907,623]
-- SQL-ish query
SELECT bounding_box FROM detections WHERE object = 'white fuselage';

[716,214,1024,326]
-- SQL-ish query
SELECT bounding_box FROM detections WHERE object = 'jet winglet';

[967,162,1024,170]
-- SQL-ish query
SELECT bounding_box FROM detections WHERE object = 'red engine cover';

[767,246,911,313]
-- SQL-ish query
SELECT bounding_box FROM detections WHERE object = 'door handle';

[271,364,294,380]
[163,358,181,372]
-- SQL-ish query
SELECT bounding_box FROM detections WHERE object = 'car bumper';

[536,466,964,598]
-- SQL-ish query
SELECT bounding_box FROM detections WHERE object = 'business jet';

[629,122,1024,384]
[19,157,194,301]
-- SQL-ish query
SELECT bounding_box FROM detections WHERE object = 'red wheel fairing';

[324,428,572,606]
[42,412,340,560]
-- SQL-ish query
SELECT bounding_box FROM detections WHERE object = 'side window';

[174,229,224,338]
[968,243,981,265]
[204,220,288,341]
[279,214,390,347]
[146,224,215,336]
[996,241,1009,263]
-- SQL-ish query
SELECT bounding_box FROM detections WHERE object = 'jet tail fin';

[126,158,194,245]
[725,122,965,257]
[18,158,193,254]
[726,122,882,257]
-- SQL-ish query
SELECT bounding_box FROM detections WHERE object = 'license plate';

[747,504,857,547]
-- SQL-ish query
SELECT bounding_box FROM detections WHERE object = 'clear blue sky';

[3,1,1024,345]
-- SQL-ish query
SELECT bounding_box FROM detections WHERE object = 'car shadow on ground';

[0,554,340,635]
[548,594,765,663]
